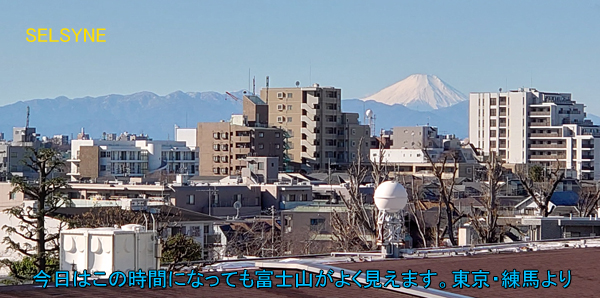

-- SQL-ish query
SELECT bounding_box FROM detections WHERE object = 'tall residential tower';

[469,88,600,180]
[261,84,370,171]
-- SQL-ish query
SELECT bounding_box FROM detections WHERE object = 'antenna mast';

[25,106,30,129]
[265,76,269,102]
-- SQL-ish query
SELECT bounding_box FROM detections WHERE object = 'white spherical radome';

[373,181,408,213]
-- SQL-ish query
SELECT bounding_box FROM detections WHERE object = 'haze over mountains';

[4,74,595,140]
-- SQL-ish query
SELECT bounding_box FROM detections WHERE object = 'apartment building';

[260,84,370,171]
[197,95,285,177]
[0,127,42,180]
[469,88,600,180]
[68,139,197,181]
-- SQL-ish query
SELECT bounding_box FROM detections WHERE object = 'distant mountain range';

[1,74,598,141]
[361,74,467,111]
[0,91,244,140]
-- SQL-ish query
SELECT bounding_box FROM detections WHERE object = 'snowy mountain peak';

[362,74,467,110]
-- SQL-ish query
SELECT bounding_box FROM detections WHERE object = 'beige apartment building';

[197,95,286,177]
[260,84,370,171]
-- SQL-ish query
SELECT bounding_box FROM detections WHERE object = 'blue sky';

[1,1,600,113]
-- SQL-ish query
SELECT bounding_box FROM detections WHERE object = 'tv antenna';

[25,106,30,129]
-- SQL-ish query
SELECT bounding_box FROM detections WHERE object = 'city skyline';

[1,1,600,114]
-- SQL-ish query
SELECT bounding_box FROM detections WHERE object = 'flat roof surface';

[0,247,596,297]
[341,247,599,297]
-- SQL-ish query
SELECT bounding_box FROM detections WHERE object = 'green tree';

[161,233,203,271]
[1,148,69,279]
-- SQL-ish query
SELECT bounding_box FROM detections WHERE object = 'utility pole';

[270,205,275,257]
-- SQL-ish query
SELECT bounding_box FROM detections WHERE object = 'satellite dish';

[295,81,300,87]
[499,88,502,92]
[365,109,374,118]
[233,201,242,219]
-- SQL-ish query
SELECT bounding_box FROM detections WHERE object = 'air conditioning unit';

[277,92,284,99]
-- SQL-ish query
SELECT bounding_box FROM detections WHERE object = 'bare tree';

[468,153,504,243]
[423,148,460,246]
[577,182,600,217]
[331,137,377,251]
[371,139,388,188]
[402,175,429,247]
[517,162,565,217]
[1,148,69,278]
[223,221,281,257]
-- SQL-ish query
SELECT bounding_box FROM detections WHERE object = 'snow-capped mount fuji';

[361,74,467,111]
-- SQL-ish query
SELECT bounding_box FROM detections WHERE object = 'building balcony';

[529,143,567,149]
[529,154,566,160]
[582,165,595,171]
[530,132,561,138]
[530,111,550,116]
[581,155,594,160]
[233,136,251,143]
[530,122,550,127]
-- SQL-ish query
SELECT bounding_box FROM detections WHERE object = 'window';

[490,109,496,116]
[352,141,356,147]
[213,168,220,174]
[490,98,497,105]
[258,132,264,138]
[301,194,308,201]
[187,195,195,205]
[275,132,280,138]
[213,156,220,162]
[221,167,228,174]
[275,144,280,149]
[213,144,220,151]
[287,93,293,98]
[9,192,16,200]
[310,218,325,231]
[490,130,497,137]
[221,156,228,162]
[100,165,106,171]
[490,119,497,126]
[258,162,264,170]
[351,129,356,135]
[189,226,201,237]
[277,92,284,99]
[287,117,293,122]
[258,143,264,149]
[287,105,293,111]
[277,104,284,111]
[277,116,284,123]
[288,194,296,201]
[221,144,229,151]
[213,132,220,139]
[222,132,228,139]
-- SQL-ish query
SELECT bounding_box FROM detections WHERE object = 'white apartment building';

[469,88,600,180]
[68,139,198,182]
